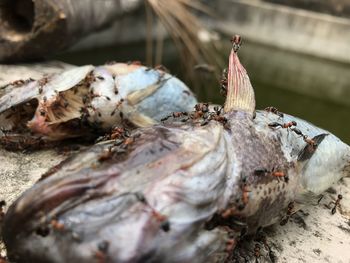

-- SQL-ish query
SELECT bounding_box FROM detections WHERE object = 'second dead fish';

[0,63,197,149]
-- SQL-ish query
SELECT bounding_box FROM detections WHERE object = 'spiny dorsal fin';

[224,35,256,115]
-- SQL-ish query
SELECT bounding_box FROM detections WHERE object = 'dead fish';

[0,63,197,149]
[2,37,350,263]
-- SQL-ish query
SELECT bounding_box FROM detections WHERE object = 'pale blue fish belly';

[116,67,197,121]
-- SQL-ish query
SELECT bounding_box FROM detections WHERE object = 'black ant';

[291,127,303,137]
[330,194,342,215]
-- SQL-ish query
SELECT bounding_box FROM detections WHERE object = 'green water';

[55,40,350,144]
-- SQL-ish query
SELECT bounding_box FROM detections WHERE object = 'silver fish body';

[0,63,197,148]
[2,110,349,263]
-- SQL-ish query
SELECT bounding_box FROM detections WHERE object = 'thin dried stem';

[146,0,223,84]
[145,2,154,66]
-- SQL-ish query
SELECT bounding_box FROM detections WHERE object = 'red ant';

[254,244,261,262]
[268,121,297,129]
[134,192,170,232]
[280,202,294,225]
[50,219,65,231]
[271,170,289,183]
[231,35,242,52]
[264,106,284,118]
[240,176,251,209]
[303,135,317,148]
[291,127,303,137]
[254,168,289,183]
[94,240,109,263]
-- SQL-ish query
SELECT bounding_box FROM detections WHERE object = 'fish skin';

[3,110,349,263]
[0,63,197,146]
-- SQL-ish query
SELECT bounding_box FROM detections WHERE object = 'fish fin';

[126,78,169,106]
[297,133,328,162]
[224,47,255,116]
[128,112,157,127]
[295,189,324,206]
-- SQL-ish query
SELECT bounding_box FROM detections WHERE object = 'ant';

[330,194,342,215]
[110,127,128,140]
[210,115,227,125]
[255,231,276,263]
[94,240,109,263]
[254,244,261,262]
[37,77,49,94]
[231,34,242,52]
[268,121,297,129]
[303,135,317,148]
[133,192,170,232]
[280,202,294,225]
[264,106,284,118]
[154,64,170,73]
[271,170,289,183]
[291,127,303,137]
[192,103,210,123]
[254,168,288,183]
[98,146,114,162]
[110,99,124,117]
[240,175,251,208]
[221,207,237,219]
[253,168,269,176]
[50,219,65,231]
[220,69,228,97]
[226,238,237,254]
[194,103,209,114]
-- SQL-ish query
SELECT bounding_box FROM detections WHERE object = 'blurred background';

[0,0,349,143]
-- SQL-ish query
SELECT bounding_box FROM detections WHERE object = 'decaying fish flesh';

[0,63,197,149]
[2,38,350,263]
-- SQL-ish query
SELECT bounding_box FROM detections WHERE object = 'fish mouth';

[27,82,92,139]
[0,84,92,146]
